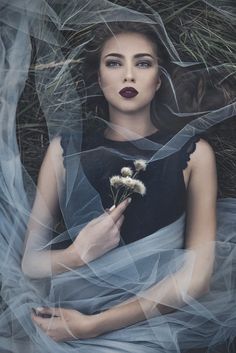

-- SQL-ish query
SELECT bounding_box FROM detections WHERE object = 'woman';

[0,2,235,352]
[22,21,219,349]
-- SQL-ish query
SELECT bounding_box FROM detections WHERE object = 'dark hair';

[81,21,172,132]
[79,22,235,134]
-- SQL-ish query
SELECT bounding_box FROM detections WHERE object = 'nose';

[123,63,135,83]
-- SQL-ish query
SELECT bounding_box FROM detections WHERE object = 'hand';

[31,307,97,341]
[66,198,131,265]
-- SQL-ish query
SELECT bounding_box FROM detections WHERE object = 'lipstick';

[119,87,138,98]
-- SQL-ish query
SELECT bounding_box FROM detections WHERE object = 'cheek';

[99,75,119,96]
[142,77,160,94]
[98,75,116,101]
[99,65,123,87]
[151,73,160,87]
[99,72,113,91]
[141,71,159,86]
[98,68,106,89]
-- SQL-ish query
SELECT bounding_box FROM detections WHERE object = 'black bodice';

[60,130,200,245]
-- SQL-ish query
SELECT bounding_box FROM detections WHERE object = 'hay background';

[16,0,236,197]
[5,1,236,351]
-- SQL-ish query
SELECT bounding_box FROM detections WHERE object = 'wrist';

[89,309,122,337]
[64,245,85,269]
[73,313,104,339]
[89,312,106,337]
[88,298,149,336]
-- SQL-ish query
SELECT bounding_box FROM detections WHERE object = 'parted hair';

[79,21,235,133]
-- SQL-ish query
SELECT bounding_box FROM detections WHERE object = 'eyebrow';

[104,53,155,59]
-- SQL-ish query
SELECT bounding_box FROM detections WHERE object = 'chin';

[109,101,149,114]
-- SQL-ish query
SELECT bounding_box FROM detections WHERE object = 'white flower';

[109,163,147,206]
[121,176,136,189]
[134,159,147,172]
[133,179,146,196]
[110,175,122,188]
[121,167,133,177]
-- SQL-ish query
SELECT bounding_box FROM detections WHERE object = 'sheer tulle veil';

[0,0,236,352]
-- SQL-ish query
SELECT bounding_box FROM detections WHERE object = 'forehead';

[100,32,157,57]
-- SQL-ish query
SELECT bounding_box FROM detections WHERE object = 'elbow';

[21,254,41,279]
[186,272,213,299]
[21,255,33,278]
[185,246,215,299]
[188,279,210,299]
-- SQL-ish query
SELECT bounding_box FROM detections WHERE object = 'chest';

[80,148,187,208]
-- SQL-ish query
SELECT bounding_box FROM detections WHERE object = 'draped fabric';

[0,1,236,352]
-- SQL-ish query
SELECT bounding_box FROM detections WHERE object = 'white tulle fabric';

[0,1,236,352]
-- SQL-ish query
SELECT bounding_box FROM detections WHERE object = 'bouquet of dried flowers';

[109,159,147,207]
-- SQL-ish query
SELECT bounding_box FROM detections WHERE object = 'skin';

[31,32,217,341]
[98,32,161,140]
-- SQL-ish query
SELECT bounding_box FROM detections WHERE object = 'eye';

[105,60,122,68]
[136,61,152,68]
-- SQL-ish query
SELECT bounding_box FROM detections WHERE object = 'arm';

[91,138,217,335]
[32,138,217,340]
[22,137,130,279]
[21,137,83,278]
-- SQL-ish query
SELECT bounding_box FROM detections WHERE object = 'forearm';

[22,246,85,279]
[94,272,185,335]
[92,250,214,336]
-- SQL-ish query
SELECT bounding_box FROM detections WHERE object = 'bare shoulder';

[47,136,63,157]
[188,138,216,171]
[41,136,64,167]
[38,135,65,183]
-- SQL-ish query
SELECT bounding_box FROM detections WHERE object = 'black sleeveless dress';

[60,130,201,245]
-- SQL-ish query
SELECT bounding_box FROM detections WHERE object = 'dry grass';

[16,0,236,196]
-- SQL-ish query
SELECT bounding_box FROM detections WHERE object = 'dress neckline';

[102,129,167,145]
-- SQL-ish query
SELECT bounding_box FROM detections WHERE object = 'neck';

[105,106,158,141]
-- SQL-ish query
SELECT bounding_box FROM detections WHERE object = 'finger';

[32,312,60,332]
[115,214,124,230]
[109,198,131,223]
[32,314,50,330]
[104,208,112,215]
[109,205,116,212]
[34,307,60,317]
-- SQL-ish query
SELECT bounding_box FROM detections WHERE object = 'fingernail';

[109,205,115,212]
[127,198,131,204]
[36,307,44,311]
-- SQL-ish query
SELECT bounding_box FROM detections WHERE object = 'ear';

[156,78,161,91]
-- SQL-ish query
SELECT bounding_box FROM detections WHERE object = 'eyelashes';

[105,60,153,68]
[105,60,121,68]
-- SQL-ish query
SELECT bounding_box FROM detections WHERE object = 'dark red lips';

[119,87,138,98]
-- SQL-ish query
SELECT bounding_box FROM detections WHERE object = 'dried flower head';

[133,180,146,196]
[110,175,122,188]
[134,159,147,172]
[121,167,133,177]
[109,161,147,206]
[121,176,136,189]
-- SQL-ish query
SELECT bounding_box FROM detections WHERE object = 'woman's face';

[98,32,161,115]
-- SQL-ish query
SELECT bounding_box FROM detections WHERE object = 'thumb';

[35,306,60,317]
